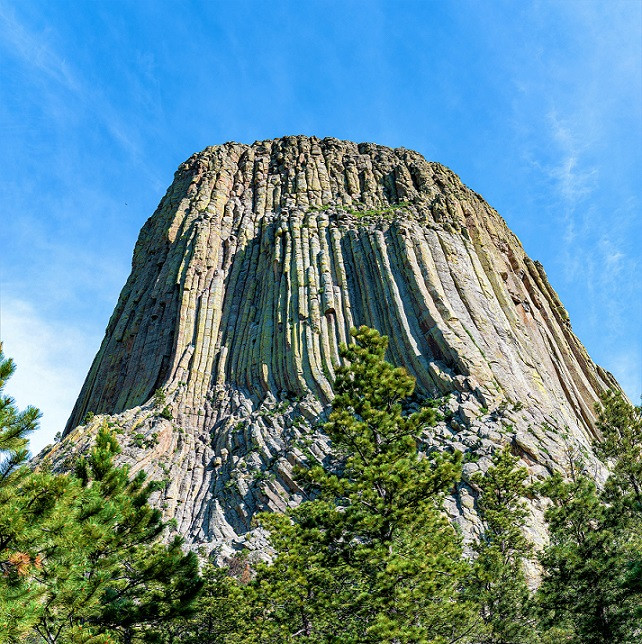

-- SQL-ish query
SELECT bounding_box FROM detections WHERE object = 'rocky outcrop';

[44,136,619,557]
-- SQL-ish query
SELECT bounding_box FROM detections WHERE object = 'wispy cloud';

[542,110,599,291]
[545,110,599,253]
[0,2,81,92]
[0,297,101,456]
[543,110,640,391]
[544,108,639,316]
[0,1,143,162]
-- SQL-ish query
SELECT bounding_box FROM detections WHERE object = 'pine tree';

[536,391,642,643]
[33,424,201,642]
[0,346,202,642]
[593,391,642,623]
[535,471,629,642]
[594,389,642,506]
[468,446,538,643]
[239,326,479,642]
[159,558,252,643]
[0,344,40,480]
[0,344,56,638]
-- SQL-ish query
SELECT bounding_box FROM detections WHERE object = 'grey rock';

[41,136,619,557]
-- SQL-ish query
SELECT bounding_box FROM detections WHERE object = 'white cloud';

[0,297,101,456]
[546,110,599,251]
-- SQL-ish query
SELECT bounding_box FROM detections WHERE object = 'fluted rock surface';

[45,136,618,556]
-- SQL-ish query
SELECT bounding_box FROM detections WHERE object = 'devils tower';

[44,136,618,556]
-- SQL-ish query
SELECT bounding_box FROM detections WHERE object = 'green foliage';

[0,343,43,584]
[469,446,538,643]
[306,204,331,212]
[0,347,201,642]
[132,432,146,448]
[0,344,40,480]
[594,390,642,504]
[169,559,252,643]
[536,391,642,643]
[227,326,479,642]
[152,388,173,421]
[535,472,631,642]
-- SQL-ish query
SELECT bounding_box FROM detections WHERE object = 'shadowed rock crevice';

[51,136,619,556]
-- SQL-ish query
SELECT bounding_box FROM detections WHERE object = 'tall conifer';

[536,392,642,642]
[469,446,537,643]
[242,326,479,642]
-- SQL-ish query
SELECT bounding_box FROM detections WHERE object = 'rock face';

[47,136,618,556]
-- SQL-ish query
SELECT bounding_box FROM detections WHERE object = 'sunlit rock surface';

[44,136,619,557]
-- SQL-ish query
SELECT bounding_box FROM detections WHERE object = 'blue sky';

[1,0,640,454]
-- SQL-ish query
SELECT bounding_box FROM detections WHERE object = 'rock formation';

[43,136,619,557]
